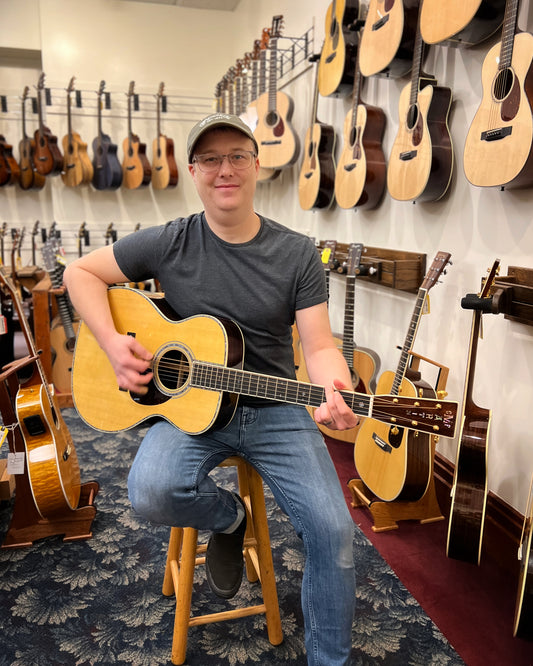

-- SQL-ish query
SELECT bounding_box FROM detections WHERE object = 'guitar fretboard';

[391,287,428,395]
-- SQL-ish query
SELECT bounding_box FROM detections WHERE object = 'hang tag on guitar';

[0,426,8,450]
[7,451,25,475]
[0,314,8,335]
[422,294,430,315]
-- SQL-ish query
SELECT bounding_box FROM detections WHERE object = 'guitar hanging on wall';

[18,86,45,191]
[152,82,178,190]
[122,81,152,189]
[419,0,505,47]
[92,80,122,191]
[33,73,63,177]
[61,77,93,187]
[513,472,533,640]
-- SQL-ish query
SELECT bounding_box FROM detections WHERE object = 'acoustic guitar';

[241,39,262,127]
[446,260,500,564]
[92,80,122,191]
[122,81,152,189]
[298,55,336,211]
[254,15,300,170]
[18,86,45,191]
[354,251,451,502]
[420,0,505,47]
[0,270,81,518]
[77,221,89,258]
[387,10,454,202]
[61,77,93,187]
[0,134,20,187]
[359,0,421,78]
[71,286,459,437]
[151,82,178,190]
[335,29,387,210]
[463,0,533,189]
[514,472,533,639]
[33,73,63,177]
[318,0,363,97]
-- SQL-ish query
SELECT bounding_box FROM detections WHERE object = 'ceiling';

[123,0,241,10]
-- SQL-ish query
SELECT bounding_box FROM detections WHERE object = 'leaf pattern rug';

[0,409,465,665]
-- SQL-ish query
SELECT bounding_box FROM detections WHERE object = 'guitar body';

[151,134,178,189]
[254,91,300,169]
[18,137,45,190]
[0,135,20,186]
[257,166,281,183]
[92,133,123,190]
[513,478,533,639]
[463,32,533,188]
[387,81,453,201]
[50,318,80,394]
[335,102,387,209]
[122,135,152,189]
[33,126,63,176]
[61,132,93,187]
[298,122,336,210]
[354,370,433,501]
[318,0,361,97]
[359,0,420,78]
[420,0,505,47]
[446,399,490,563]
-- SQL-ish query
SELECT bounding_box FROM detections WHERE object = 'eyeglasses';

[192,150,256,173]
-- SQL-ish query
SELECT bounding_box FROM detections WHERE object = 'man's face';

[188,128,259,214]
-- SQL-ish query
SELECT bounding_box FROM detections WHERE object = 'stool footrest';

[189,603,267,627]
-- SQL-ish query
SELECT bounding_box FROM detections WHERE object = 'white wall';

[1,0,532,514]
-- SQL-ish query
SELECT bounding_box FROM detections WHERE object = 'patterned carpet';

[0,409,465,665]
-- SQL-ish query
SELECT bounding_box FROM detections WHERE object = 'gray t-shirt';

[113,212,326,381]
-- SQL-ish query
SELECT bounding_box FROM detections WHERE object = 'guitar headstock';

[420,251,452,291]
[346,243,364,276]
[321,240,337,269]
[22,85,30,101]
[37,72,45,91]
[158,82,165,98]
[270,15,284,39]
[78,221,87,238]
[66,76,75,94]
[252,39,261,60]
[97,80,106,98]
[127,81,135,98]
[41,237,62,274]
[260,28,271,50]
[32,220,40,236]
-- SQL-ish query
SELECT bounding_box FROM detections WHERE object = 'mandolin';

[335,29,387,210]
[387,9,454,202]
[420,0,505,47]
[354,251,451,502]
[463,0,533,189]
[91,81,123,191]
[18,86,45,191]
[318,0,363,97]
[446,260,500,564]
[359,0,421,78]
[151,82,178,190]
[298,55,336,211]
[514,472,533,639]
[61,77,93,187]
[0,134,20,187]
[122,81,151,189]
[254,15,300,170]
[33,73,63,177]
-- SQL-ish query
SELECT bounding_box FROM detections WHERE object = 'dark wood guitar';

[71,286,459,436]
[0,269,81,518]
[122,81,151,189]
[359,0,421,78]
[514,473,533,639]
[354,251,451,502]
[254,15,300,170]
[446,260,500,564]
[77,221,89,258]
[463,0,533,189]
[420,0,505,47]
[298,55,336,210]
[91,81,122,191]
[387,9,454,202]
[18,86,45,191]
[61,77,93,187]
[318,0,363,97]
[33,73,63,177]
[151,82,178,190]
[0,134,20,187]
[335,30,387,210]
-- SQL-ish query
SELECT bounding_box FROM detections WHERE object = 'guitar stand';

[0,355,98,549]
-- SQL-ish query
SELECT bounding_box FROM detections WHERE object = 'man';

[64,113,358,665]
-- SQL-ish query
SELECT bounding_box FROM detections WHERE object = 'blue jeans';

[128,404,356,666]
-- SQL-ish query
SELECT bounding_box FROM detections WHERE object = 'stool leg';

[172,528,198,665]
[236,461,259,582]
[163,528,183,596]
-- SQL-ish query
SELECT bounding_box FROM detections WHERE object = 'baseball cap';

[187,113,259,163]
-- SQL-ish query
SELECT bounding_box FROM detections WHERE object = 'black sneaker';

[205,495,247,599]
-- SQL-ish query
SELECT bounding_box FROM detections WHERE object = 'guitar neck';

[268,39,278,112]
[500,0,520,69]
[342,274,355,364]
[409,19,425,106]
[391,287,428,394]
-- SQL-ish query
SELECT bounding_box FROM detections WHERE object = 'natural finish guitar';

[446,260,500,564]
[254,15,300,170]
[151,82,178,190]
[387,11,454,202]
[33,73,63,177]
[335,30,387,210]
[463,0,533,188]
[354,251,451,502]
[122,81,152,189]
[514,472,533,639]
[318,0,362,97]
[0,271,81,519]
[61,77,93,187]
[72,286,459,438]
[298,57,336,211]
[420,0,505,46]
[92,81,122,191]
[359,0,421,78]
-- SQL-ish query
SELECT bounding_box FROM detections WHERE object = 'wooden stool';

[162,456,283,665]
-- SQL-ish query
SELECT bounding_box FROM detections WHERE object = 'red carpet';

[326,436,532,666]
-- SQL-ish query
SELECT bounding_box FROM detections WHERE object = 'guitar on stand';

[151,82,178,190]
[77,222,90,258]
[514,472,533,639]
[92,81,122,191]
[61,77,93,187]
[33,73,63,177]
[122,81,151,189]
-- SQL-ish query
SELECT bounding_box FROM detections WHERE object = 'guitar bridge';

[372,15,389,31]
[400,150,417,161]
[372,432,392,453]
[480,127,512,142]
[325,52,337,64]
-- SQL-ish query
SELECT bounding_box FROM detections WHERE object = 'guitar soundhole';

[265,111,279,128]
[493,69,513,102]
[157,349,189,391]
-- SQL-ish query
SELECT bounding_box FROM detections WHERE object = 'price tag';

[7,451,25,475]
[321,248,331,264]
[0,426,7,450]
[422,294,430,315]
